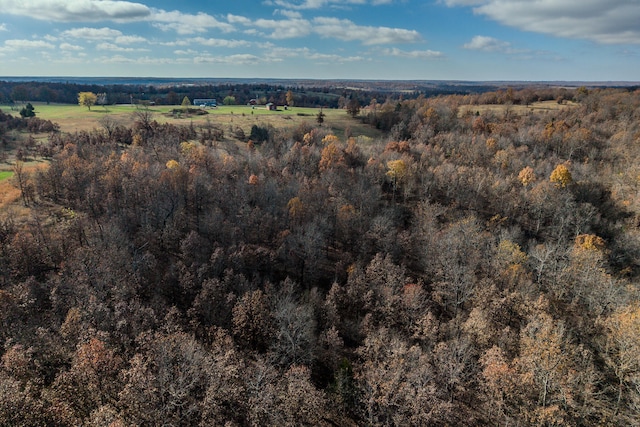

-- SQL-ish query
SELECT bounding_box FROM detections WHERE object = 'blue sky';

[0,0,638,81]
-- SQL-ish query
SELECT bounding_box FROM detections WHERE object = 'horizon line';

[0,76,639,86]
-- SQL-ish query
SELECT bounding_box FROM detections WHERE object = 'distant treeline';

[0,79,507,108]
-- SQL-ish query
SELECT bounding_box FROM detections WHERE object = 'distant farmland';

[0,102,381,140]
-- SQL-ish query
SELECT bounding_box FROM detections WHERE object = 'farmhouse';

[194,98,217,107]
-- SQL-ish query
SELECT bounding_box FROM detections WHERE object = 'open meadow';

[0,102,382,140]
[0,99,575,147]
[458,99,578,116]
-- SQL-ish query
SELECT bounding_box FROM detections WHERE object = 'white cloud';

[115,35,147,44]
[0,2,237,39]
[161,37,251,49]
[447,0,640,45]
[190,37,251,48]
[97,54,177,65]
[0,0,150,22]
[464,35,562,61]
[263,45,310,58]
[174,49,198,55]
[54,52,87,62]
[99,54,135,63]
[463,35,509,52]
[159,40,189,47]
[97,42,125,51]
[0,23,8,31]
[4,39,55,49]
[61,27,146,47]
[312,17,421,45]
[381,47,444,59]
[59,42,84,51]
[96,49,269,65]
[265,0,392,9]
[96,42,148,52]
[227,14,252,25]
[229,13,421,45]
[254,17,312,39]
[276,10,304,19]
[440,0,485,5]
[62,27,123,40]
[306,52,365,62]
[262,45,366,63]
[194,53,261,65]
[150,9,234,34]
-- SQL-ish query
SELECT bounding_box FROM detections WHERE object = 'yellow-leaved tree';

[518,166,536,187]
[386,159,407,184]
[166,159,180,170]
[319,141,344,171]
[550,163,572,188]
[386,159,409,201]
[78,92,98,110]
[287,197,304,223]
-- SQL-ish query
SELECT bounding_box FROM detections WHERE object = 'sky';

[0,0,638,81]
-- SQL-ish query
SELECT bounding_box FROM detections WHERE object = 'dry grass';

[0,162,47,212]
[0,179,21,208]
[459,100,578,117]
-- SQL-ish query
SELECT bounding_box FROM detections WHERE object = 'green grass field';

[0,103,381,140]
[0,171,12,181]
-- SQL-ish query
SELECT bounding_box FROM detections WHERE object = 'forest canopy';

[0,85,639,426]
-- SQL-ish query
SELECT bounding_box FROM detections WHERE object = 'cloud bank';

[448,0,640,44]
[0,0,150,22]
